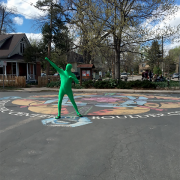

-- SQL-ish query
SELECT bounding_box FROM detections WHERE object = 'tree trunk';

[0,8,5,34]
[112,53,115,79]
[46,1,53,75]
[115,39,120,80]
[83,49,87,63]
[87,51,91,64]
[47,41,51,75]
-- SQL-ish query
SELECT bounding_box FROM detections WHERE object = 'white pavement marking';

[0,117,41,134]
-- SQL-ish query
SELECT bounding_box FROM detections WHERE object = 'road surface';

[0,91,180,180]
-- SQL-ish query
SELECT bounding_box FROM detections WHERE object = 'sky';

[1,0,180,54]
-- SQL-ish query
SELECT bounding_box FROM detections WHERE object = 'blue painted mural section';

[0,96,21,100]
[42,116,92,127]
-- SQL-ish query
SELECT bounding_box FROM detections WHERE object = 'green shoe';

[55,116,61,119]
[77,113,83,117]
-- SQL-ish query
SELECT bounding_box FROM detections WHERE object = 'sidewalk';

[13,87,180,94]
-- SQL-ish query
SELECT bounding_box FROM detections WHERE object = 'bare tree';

[0,3,18,34]
[66,0,179,79]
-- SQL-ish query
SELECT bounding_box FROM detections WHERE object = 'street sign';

[0,61,7,67]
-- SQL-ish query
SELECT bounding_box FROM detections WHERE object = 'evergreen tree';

[35,0,71,75]
[147,40,162,73]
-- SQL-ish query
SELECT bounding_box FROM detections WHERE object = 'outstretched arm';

[45,57,63,74]
[69,74,79,84]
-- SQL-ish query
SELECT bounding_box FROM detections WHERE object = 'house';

[67,51,104,79]
[139,62,150,74]
[0,33,41,82]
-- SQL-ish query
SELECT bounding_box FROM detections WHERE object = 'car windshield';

[121,73,127,75]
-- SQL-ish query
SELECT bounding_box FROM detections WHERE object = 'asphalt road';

[0,91,180,180]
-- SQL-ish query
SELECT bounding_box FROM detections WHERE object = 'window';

[20,43,25,54]
[20,38,25,54]
[142,63,146,67]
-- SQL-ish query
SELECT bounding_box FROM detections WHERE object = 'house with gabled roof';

[0,33,41,81]
[139,62,150,74]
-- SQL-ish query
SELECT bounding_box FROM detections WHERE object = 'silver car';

[172,73,179,79]
[121,72,128,79]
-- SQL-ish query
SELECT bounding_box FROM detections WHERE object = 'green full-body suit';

[45,57,82,119]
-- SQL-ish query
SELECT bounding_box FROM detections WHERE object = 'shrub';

[153,82,167,88]
[117,81,132,89]
[141,80,156,88]
[82,80,94,88]
[72,84,82,89]
[108,79,117,88]
[153,80,179,88]
[106,72,111,78]
[92,79,117,89]
[93,81,105,88]
[117,80,157,89]
[128,80,142,88]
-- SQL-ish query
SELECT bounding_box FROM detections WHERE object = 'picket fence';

[38,76,60,87]
[0,75,26,87]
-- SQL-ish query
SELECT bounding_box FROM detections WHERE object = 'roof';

[77,64,95,68]
[67,51,84,63]
[0,34,13,42]
[0,34,26,58]
[7,54,24,60]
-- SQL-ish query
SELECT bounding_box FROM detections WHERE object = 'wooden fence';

[38,76,60,87]
[0,75,26,87]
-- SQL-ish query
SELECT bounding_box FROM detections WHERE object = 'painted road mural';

[0,93,180,127]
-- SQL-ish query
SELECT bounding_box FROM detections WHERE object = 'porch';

[0,62,37,82]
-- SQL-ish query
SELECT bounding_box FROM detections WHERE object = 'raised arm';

[45,57,63,74]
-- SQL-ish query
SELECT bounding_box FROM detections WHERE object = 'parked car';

[54,73,59,76]
[72,72,80,80]
[41,73,46,77]
[172,73,179,79]
[121,72,128,79]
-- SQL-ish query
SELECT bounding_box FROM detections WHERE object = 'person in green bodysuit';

[45,57,82,119]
